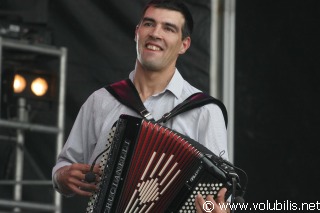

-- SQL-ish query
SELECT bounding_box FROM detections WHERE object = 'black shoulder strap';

[157,92,228,128]
[105,79,155,121]
[105,79,228,127]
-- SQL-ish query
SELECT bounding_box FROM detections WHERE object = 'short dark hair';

[141,0,194,39]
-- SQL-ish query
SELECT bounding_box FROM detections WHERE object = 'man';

[52,0,229,212]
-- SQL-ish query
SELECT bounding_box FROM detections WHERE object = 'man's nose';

[149,25,162,39]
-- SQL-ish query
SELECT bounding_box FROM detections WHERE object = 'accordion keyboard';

[86,126,116,213]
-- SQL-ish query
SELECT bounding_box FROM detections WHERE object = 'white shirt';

[52,69,228,188]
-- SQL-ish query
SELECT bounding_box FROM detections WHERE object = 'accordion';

[87,114,244,213]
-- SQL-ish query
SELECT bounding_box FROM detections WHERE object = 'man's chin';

[140,61,163,72]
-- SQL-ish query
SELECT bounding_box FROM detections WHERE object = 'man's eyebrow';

[142,17,179,32]
[164,22,179,32]
[142,17,155,23]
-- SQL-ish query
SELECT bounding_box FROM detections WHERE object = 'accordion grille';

[116,120,201,212]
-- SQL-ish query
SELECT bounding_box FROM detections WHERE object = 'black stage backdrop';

[235,0,320,207]
[0,0,320,212]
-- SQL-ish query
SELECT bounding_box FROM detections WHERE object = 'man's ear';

[179,37,191,54]
[134,25,139,42]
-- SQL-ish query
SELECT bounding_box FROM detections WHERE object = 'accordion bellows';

[87,115,235,213]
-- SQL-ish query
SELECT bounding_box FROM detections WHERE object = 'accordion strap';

[105,79,155,121]
[105,79,228,127]
[158,92,228,128]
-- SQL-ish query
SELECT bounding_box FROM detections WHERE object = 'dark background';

[235,0,320,204]
[0,0,319,212]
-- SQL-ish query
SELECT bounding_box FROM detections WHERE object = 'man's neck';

[133,64,176,102]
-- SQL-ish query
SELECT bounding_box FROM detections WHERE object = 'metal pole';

[0,180,52,185]
[1,38,62,56]
[210,0,236,163]
[0,37,3,117]
[222,0,236,163]
[54,47,67,213]
[0,119,60,133]
[13,98,28,212]
[0,199,57,212]
[210,0,223,99]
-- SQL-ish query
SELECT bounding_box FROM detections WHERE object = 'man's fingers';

[195,193,205,212]
[93,165,102,177]
[67,177,98,197]
[195,193,218,213]
[67,164,98,182]
[195,189,229,213]
[195,194,205,213]
[70,163,91,174]
[57,164,100,196]
[216,188,227,203]
[69,184,94,197]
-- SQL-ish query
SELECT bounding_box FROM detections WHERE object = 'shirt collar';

[165,68,183,99]
[129,68,184,99]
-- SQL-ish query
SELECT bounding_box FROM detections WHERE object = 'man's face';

[135,6,191,72]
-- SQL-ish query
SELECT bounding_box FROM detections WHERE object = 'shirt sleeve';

[198,104,229,160]
[52,94,97,192]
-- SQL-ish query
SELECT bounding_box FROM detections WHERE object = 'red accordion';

[86,114,243,213]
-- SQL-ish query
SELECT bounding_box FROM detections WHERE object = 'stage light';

[13,74,27,93]
[1,68,56,102]
[30,77,48,96]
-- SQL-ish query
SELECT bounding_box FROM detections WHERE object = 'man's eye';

[143,22,153,27]
[165,27,175,32]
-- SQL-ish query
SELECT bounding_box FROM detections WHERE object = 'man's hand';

[195,188,230,213]
[55,163,100,196]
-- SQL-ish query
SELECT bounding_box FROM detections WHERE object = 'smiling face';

[135,6,191,73]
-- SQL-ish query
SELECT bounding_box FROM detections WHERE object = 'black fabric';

[158,92,228,127]
[235,0,320,204]
[105,79,154,121]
